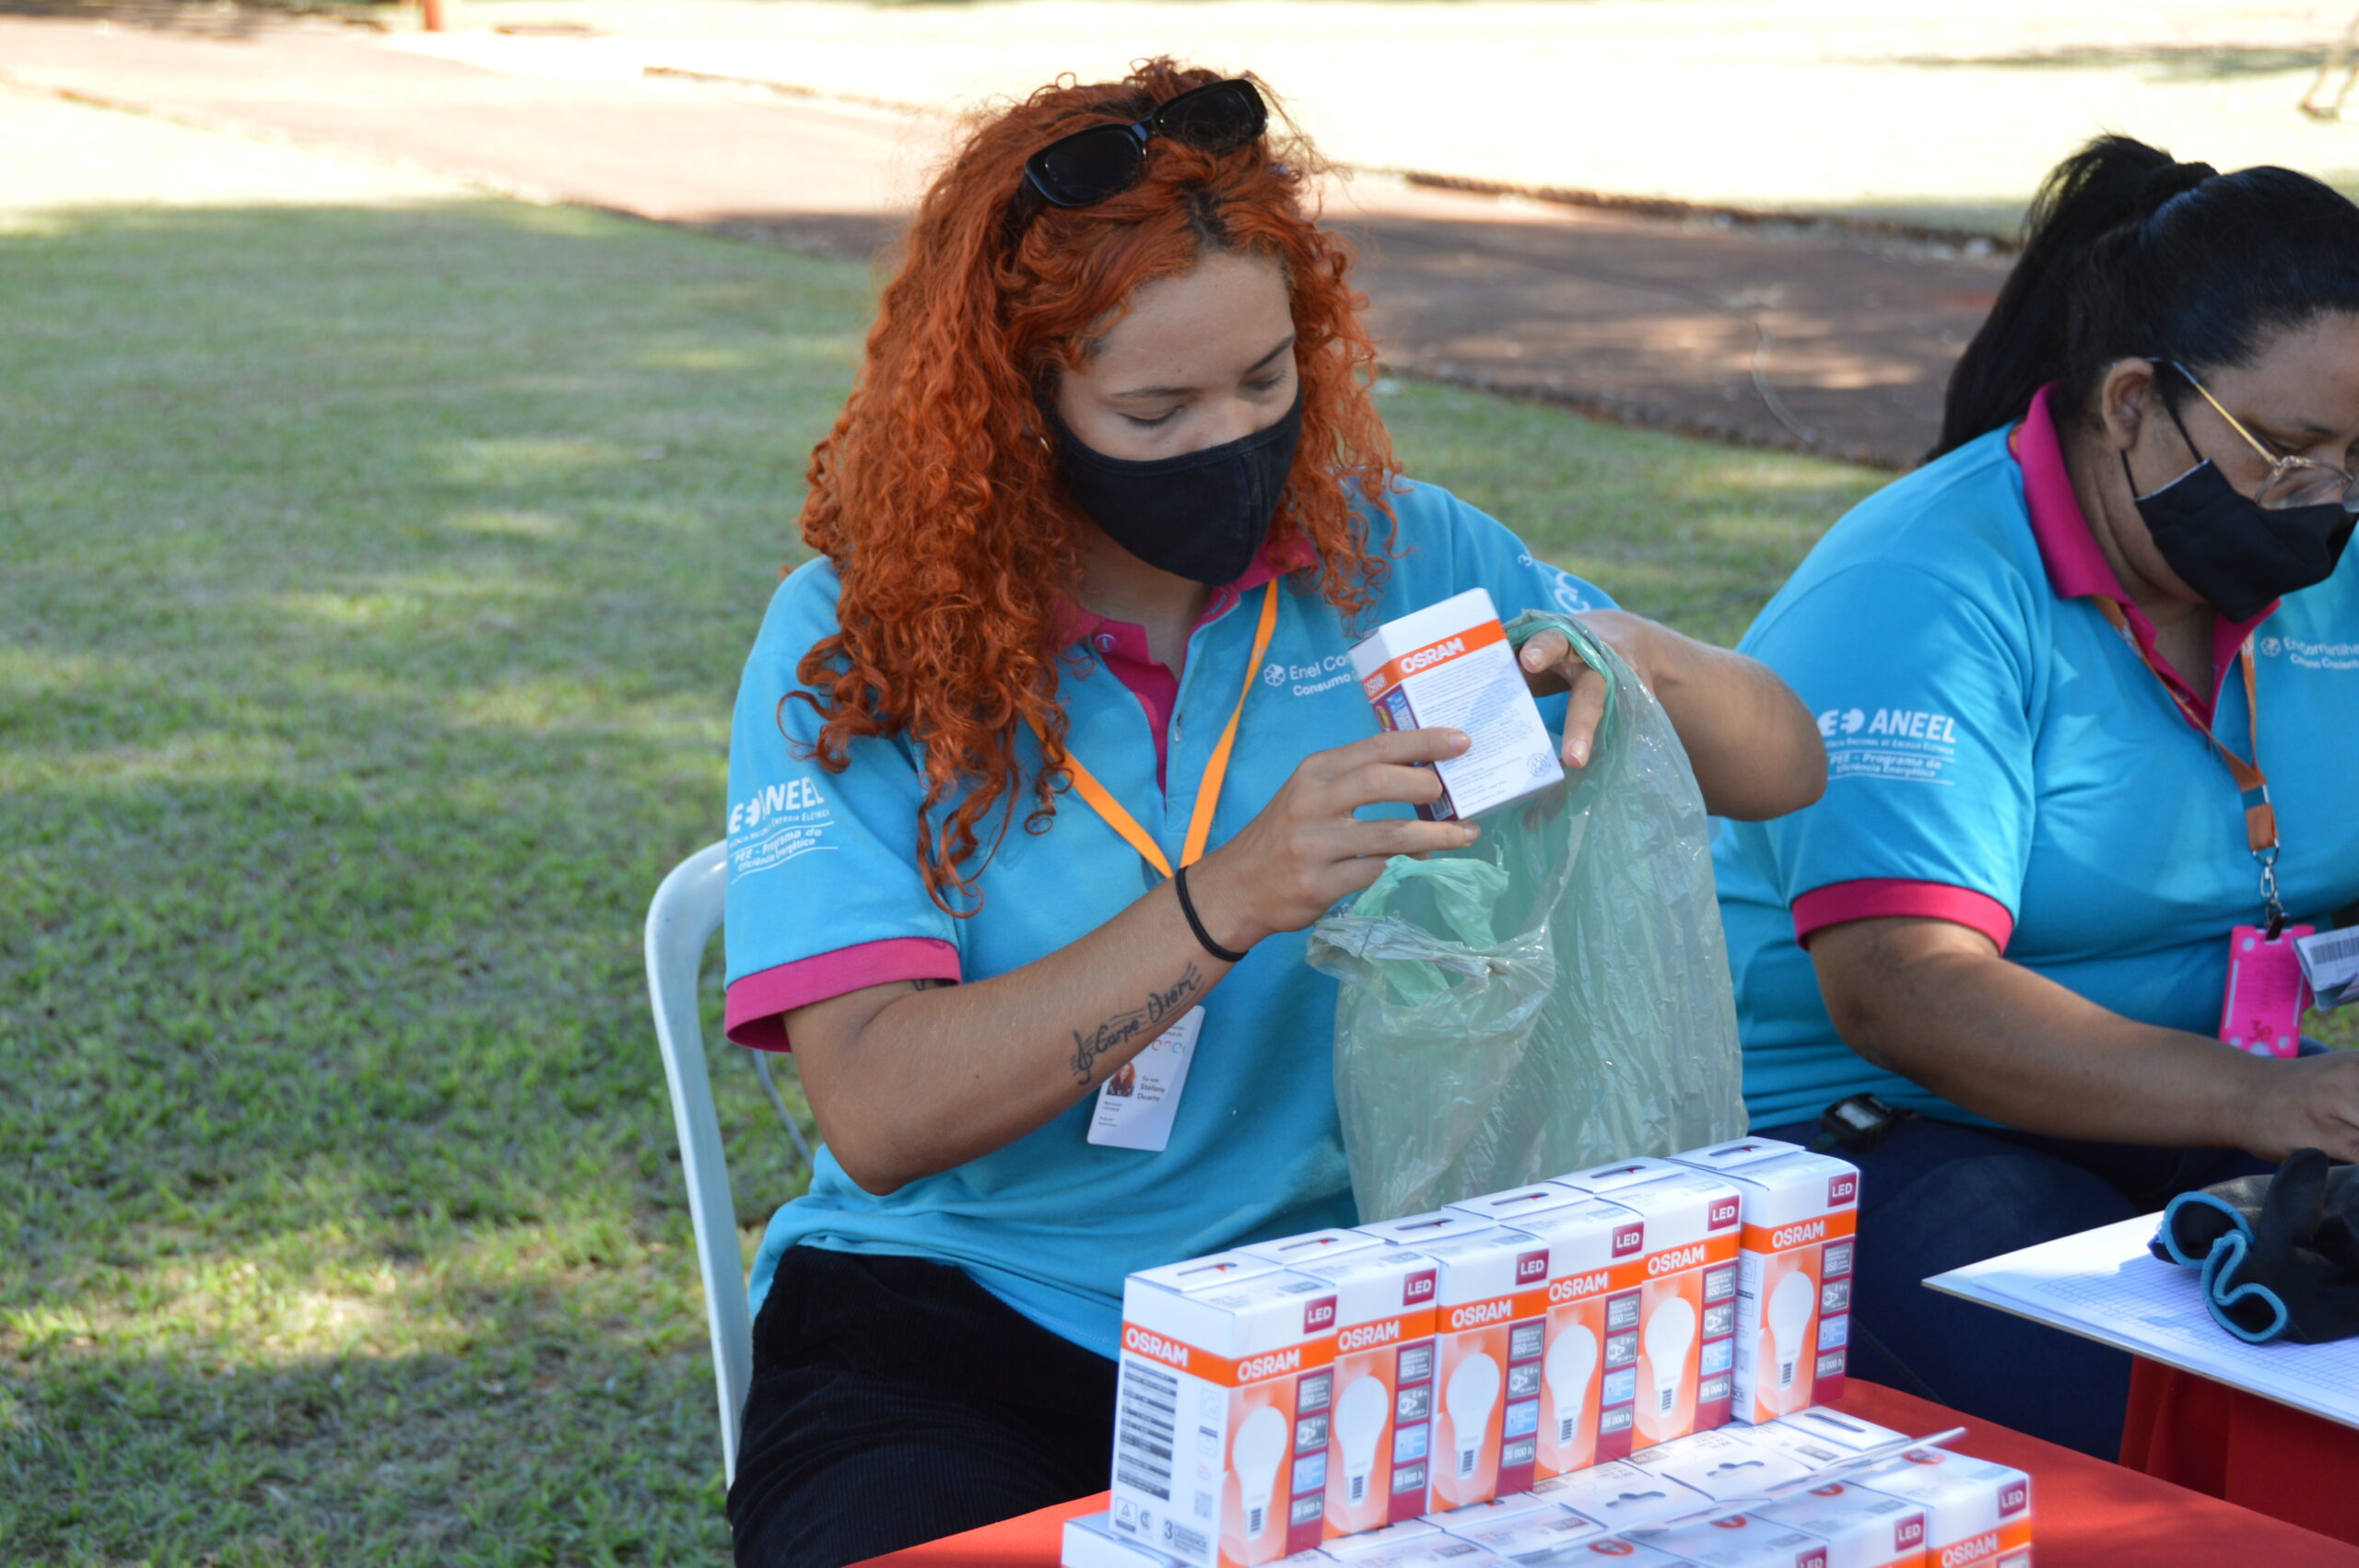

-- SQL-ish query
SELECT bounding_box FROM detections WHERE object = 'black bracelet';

[1172,863,1252,965]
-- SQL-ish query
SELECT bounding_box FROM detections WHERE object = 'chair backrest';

[642,838,751,1483]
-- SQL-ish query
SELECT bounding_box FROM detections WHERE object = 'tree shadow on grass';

[0,197,869,1563]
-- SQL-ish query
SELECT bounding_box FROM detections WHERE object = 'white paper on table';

[1926,1214,2359,1431]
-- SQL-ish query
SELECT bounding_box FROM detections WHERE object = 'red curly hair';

[792,59,1401,912]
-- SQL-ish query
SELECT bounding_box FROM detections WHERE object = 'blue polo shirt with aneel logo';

[1715,386,2359,1130]
[723,479,1611,1357]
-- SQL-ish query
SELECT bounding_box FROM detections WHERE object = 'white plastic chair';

[643,837,754,1483]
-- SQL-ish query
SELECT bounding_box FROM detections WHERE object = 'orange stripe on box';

[1739,1210,1860,1253]
[1119,1323,1338,1387]
[1546,1258,1655,1304]
[1333,1310,1438,1356]
[1358,618,1508,699]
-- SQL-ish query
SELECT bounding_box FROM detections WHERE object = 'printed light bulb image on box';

[1443,1352,1500,1485]
[1335,1375,1390,1505]
[1231,1406,1291,1540]
[1766,1270,1817,1393]
[1639,1292,1696,1424]
[1544,1326,1597,1447]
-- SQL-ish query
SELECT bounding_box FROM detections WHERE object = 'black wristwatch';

[1813,1093,1916,1154]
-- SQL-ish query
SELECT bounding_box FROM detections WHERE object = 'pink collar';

[1051,532,1317,654]
[2014,382,2275,728]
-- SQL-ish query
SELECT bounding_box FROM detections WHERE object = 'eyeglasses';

[2165,360,2359,513]
[1016,78,1269,216]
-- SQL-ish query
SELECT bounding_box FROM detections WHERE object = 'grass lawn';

[0,88,2338,1566]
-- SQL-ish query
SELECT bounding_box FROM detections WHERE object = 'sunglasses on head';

[1015,78,1270,218]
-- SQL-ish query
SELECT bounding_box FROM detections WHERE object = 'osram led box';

[1548,1164,1745,1454]
[1521,1542,1702,1568]
[1771,1410,1910,1457]
[1530,1457,1715,1533]
[1114,1255,1341,1568]
[1755,1479,1931,1568]
[1692,1153,1860,1422]
[1348,587,1563,823]
[1354,1223,1548,1511]
[1243,1229,1384,1269]
[1668,1140,1808,1176]
[1844,1451,2031,1568]
[1637,1511,1842,1568]
[1625,1426,1815,1502]
[1438,1503,1610,1560]
[1292,1246,1443,1536]
[1492,1194,1648,1480]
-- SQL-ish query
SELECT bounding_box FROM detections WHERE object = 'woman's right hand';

[2236,1050,2359,1163]
[1185,727,1482,952]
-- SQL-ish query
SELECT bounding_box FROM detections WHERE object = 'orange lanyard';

[1027,580,1281,880]
[2092,598,2285,930]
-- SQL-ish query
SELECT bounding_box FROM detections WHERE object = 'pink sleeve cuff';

[724,937,962,1052]
[1791,879,2014,953]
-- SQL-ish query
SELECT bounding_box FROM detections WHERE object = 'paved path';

[0,13,2012,467]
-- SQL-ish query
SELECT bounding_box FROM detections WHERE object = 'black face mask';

[1049,390,1303,585]
[2126,415,2357,624]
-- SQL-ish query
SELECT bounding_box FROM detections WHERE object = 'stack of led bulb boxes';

[1074,1139,2030,1568]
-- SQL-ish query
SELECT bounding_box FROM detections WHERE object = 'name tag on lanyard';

[1087,1006,1206,1151]
[1041,579,1284,1156]
[2093,600,2311,1052]
[2220,924,2316,1058]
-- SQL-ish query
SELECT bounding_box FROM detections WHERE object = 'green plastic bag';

[1306,611,1745,1222]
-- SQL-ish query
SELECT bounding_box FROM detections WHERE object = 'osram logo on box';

[1404,1270,1437,1305]
[1402,636,1466,675]
[1449,1297,1515,1330]
[1124,1325,1191,1371]
[1516,1250,1549,1286]
[1828,1174,1860,1206]
[1707,1198,1741,1231]
[1940,1534,2001,1567]
[1304,1297,1338,1334]
[1612,1224,1646,1258]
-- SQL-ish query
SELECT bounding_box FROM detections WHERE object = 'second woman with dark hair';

[1715,135,2359,1456]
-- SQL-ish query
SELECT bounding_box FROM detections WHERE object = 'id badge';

[1086,1006,1205,1152]
[2219,924,2316,1058]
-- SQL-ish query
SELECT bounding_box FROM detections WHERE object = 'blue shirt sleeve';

[1744,559,2039,921]
[724,565,961,991]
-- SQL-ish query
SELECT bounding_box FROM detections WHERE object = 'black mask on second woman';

[2126,455,2356,624]
[1049,390,1304,585]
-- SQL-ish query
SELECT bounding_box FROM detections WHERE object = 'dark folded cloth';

[2150,1148,2359,1344]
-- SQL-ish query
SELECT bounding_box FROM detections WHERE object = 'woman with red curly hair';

[721,62,1824,1565]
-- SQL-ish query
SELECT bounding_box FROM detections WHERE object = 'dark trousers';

[729,1246,1119,1568]
[1758,1116,2269,1459]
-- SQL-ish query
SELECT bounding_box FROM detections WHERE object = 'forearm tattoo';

[1071,965,1204,1086]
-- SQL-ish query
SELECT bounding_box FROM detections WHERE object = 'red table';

[855,1378,2359,1566]
[2121,1358,2359,1548]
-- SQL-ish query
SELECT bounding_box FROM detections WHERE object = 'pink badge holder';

[2219,924,2317,1058]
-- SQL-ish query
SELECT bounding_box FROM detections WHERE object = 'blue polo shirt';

[723,479,1611,1356]
[1716,387,2359,1129]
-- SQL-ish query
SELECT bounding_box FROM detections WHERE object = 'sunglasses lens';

[1027,124,1144,207]
[1155,80,1266,154]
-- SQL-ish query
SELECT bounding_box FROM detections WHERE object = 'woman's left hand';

[1517,610,1658,769]
[1517,609,1827,821]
